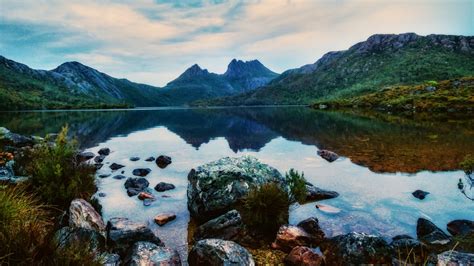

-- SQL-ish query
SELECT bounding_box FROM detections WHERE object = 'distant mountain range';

[198,33,474,106]
[0,56,277,110]
[1,33,473,110]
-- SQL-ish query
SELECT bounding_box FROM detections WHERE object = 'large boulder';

[106,217,163,255]
[124,177,150,197]
[447,219,474,237]
[0,127,34,148]
[322,232,393,264]
[187,156,287,221]
[437,251,474,265]
[417,218,451,247]
[194,210,244,242]
[125,241,181,266]
[285,246,324,266]
[271,225,321,252]
[188,239,255,266]
[69,199,106,235]
[55,226,105,253]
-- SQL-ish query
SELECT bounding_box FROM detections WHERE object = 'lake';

[1,107,473,262]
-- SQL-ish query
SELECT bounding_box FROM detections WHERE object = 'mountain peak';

[53,61,95,74]
[224,59,276,79]
[173,64,210,81]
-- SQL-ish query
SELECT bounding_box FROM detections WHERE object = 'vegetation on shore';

[314,77,474,112]
[0,126,101,265]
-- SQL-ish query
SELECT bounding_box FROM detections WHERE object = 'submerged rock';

[272,225,322,252]
[132,168,151,177]
[194,210,244,242]
[77,151,95,162]
[322,232,392,264]
[437,251,474,265]
[106,217,163,255]
[113,174,126,180]
[317,149,339,162]
[69,199,106,234]
[129,157,140,161]
[412,190,430,200]
[305,183,339,201]
[125,241,181,266]
[110,163,125,171]
[156,155,172,169]
[187,156,287,221]
[98,173,111,178]
[124,177,150,197]
[98,147,110,156]
[154,182,176,192]
[285,246,323,266]
[154,213,176,226]
[417,218,451,246]
[447,219,474,237]
[188,239,255,266]
[145,156,155,162]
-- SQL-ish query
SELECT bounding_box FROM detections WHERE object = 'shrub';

[426,80,438,87]
[0,185,51,265]
[460,154,474,175]
[285,168,307,203]
[27,126,96,208]
[242,183,290,236]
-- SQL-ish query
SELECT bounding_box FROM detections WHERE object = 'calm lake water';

[1,107,473,261]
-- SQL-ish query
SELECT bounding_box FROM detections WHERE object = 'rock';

[95,163,104,170]
[137,192,154,200]
[145,157,155,162]
[317,149,339,162]
[77,151,95,162]
[156,155,172,169]
[392,234,413,241]
[98,148,110,156]
[412,190,430,200]
[285,246,323,266]
[143,199,154,206]
[315,203,341,214]
[55,226,105,253]
[305,183,339,201]
[102,253,121,266]
[106,217,163,255]
[194,210,244,241]
[188,239,255,266]
[98,192,106,197]
[297,217,325,239]
[417,218,451,246]
[110,163,125,171]
[322,232,392,264]
[154,182,176,192]
[69,199,106,234]
[0,162,15,182]
[132,168,151,177]
[187,156,288,221]
[0,127,34,147]
[271,225,321,252]
[425,86,437,92]
[98,173,111,178]
[124,177,150,197]
[113,174,126,180]
[390,235,427,264]
[130,157,140,161]
[94,155,106,163]
[154,213,176,226]
[437,251,474,265]
[447,219,474,236]
[125,241,181,266]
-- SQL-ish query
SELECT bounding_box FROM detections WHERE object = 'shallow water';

[2,107,473,262]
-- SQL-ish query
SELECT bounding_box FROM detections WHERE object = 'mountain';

[0,56,278,110]
[198,33,474,106]
[0,56,166,110]
[157,59,278,106]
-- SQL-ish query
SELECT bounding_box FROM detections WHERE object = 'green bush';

[0,185,51,264]
[460,154,474,175]
[242,183,290,236]
[426,80,438,86]
[27,126,96,208]
[285,168,307,203]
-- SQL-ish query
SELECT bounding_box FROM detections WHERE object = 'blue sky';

[0,0,473,86]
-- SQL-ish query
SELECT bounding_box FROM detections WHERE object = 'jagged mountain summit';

[200,33,474,106]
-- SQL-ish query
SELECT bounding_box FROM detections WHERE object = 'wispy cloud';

[0,0,472,86]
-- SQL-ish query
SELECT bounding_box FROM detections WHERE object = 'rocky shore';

[1,127,473,265]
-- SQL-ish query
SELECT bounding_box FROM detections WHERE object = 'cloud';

[0,0,472,86]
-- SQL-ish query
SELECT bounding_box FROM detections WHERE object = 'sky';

[0,0,473,87]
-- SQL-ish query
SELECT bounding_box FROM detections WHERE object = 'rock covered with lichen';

[187,155,288,221]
